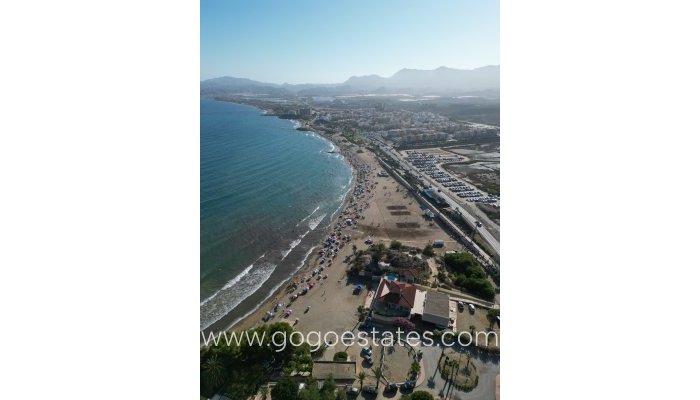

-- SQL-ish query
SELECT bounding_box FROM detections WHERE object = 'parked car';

[384,383,398,393]
[346,386,359,396]
[402,380,416,390]
[468,303,476,313]
[362,386,377,394]
[361,346,372,356]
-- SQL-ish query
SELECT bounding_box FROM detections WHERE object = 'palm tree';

[356,371,367,390]
[372,366,384,389]
[201,354,225,389]
[441,358,454,393]
[259,386,269,400]
[486,309,499,330]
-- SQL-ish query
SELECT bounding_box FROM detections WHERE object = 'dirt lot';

[382,342,415,383]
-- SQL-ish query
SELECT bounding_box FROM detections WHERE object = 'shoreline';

[203,99,359,335]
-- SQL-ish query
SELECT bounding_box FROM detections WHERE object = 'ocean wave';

[200,261,277,330]
[200,253,266,307]
[308,213,327,230]
[296,205,320,226]
[281,236,304,259]
[228,245,318,329]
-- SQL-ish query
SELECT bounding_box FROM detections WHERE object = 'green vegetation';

[439,355,479,393]
[452,275,495,301]
[356,371,367,390]
[370,243,387,263]
[271,378,299,400]
[339,124,364,145]
[444,252,495,301]
[285,343,314,375]
[422,244,435,257]
[297,377,347,400]
[410,360,421,377]
[200,323,312,398]
[333,351,348,362]
[444,252,480,273]
[274,377,347,400]
[487,308,500,328]
[390,240,403,250]
[407,391,435,400]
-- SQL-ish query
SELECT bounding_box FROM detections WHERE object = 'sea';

[200,98,353,331]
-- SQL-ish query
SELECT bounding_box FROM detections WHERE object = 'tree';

[299,383,321,400]
[422,244,435,257]
[370,243,386,263]
[356,371,367,390]
[444,252,481,275]
[201,354,226,391]
[334,391,346,400]
[271,378,299,400]
[451,273,495,301]
[390,240,402,250]
[320,376,336,400]
[487,309,500,329]
[408,391,434,400]
[372,366,384,389]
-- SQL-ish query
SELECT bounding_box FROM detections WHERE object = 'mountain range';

[200,65,499,97]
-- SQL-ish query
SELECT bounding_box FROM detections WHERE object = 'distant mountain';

[344,74,389,88]
[199,76,292,97]
[344,66,499,93]
[201,65,499,97]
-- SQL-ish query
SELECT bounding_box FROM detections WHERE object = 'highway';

[375,156,494,265]
[371,138,500,257]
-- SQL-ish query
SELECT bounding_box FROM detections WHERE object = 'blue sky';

[201,0,499,84]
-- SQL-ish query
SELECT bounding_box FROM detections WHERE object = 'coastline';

[202,99,359,335]
[201,97,465,342]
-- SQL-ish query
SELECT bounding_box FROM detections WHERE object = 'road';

[372,139,500,257]
[418,343,499,400]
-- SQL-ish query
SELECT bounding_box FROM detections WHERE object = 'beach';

[224,127,462,337]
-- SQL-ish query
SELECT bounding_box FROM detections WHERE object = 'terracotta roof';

[377,278,417,309]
